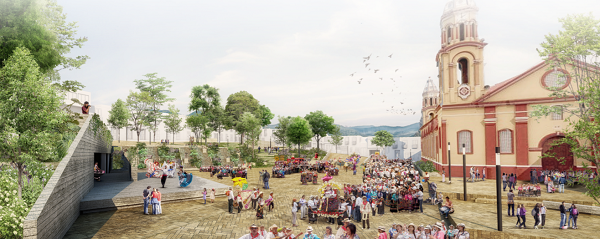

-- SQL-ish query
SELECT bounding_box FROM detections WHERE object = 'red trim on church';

[484,106,496,166]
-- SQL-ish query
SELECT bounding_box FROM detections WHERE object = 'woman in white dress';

[210,188,216,203]
[441,170,445,183]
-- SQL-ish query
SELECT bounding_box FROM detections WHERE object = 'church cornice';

[436,41,487,61]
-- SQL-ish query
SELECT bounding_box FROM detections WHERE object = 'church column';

[473,60,481,86]
[448,63,455,89]
[515,104,529,166]
[442,120,447,166]
[484,106,497,168]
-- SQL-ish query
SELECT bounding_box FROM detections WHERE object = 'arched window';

[430,98,433,106]
[460,23,465,41]
[457,130,472,153]
[457,58,469,84]
[424,99,427,106]
[498,129,513,154]
[429,113,434,120]
[447,27,452,42]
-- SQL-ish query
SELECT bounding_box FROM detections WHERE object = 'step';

[474,198,539,207]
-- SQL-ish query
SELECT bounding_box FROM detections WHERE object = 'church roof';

[443,0,477,15]
[475,61,547,103]
[422,77,439,98]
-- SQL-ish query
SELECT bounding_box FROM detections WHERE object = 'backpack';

[572,208,578,215]
[531,209,535,216]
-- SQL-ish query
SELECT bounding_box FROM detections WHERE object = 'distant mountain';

[265,122,420,137]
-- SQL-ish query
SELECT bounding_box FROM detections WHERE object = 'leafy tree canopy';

[371,130,395,149]
[287,116,313,156]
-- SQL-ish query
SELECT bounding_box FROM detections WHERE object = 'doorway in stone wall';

[541,136,574,172]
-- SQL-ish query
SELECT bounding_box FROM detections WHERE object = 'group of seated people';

[517,183,543,197]
[211,166,247,179]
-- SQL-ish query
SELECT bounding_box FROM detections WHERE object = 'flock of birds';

[349,53,416,116]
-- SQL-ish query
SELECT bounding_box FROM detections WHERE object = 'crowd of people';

[208,166,248,179]
[238,220,471,239]
[271,160,340,178]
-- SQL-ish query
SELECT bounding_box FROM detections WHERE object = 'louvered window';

[499,129,512,154]
[458,131,472,153]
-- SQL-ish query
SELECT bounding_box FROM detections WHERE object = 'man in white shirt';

[251,188,259,209]
[266,224,284,239]
[227,187,234,214]
[360,196,371,229]
[354,195,363,222]
[239,224,264,239]
[336,219,350,239]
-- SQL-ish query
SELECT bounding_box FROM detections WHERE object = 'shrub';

[415,160,436,172]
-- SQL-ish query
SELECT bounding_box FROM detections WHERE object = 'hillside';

[265,122,420,137]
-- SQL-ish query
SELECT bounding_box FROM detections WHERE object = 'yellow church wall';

[442,107,487,166]
[485,68,551,102]
[439,45,486,105]
[496,105,517,166]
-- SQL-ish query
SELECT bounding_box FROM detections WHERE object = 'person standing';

[268,192,275,212]
[202,188,207,204]
[151,188,159,215]
[515,204,522,227]
[210,188,216,203]
[502,173,507,191]
[567,203,575,229]
[482,167,486,181]
[376,226,388,239]
[292,198,299,227]
[337,219,350,238]
[518,204,527,229]
[323,226,335,239]
[227,187,234,214]
[143,186,151,215]
[237,192,243,213]
[252,188,259,209]
[571,205,579,229]
[559,175,566,193]
[161,170,168,188]
[416,188,424,213]
[302,226,318,239]
[559,201,567,229]
[156,189,162,214]
[299,195,307,219]
[533,203,540,229]
[360,196,371,230]
[507,190,515,217]
[238,224,264,239]
[354,195,362,222]
[264,170,271,189]
[257,192,265,219]
[540,203,547,229]
[455,223,470,239]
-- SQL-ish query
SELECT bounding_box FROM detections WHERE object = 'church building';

[420,0,582,180]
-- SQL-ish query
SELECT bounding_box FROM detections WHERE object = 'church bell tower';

[437,0,487,105]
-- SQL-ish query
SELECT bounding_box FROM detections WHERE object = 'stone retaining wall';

[438,191,596,206]
[23,115,111,239]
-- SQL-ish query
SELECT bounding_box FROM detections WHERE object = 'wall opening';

[457,58,469,85]
[460,23,465,41]
[447,27,451,42]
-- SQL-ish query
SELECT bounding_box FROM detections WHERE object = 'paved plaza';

[65,167,600,239]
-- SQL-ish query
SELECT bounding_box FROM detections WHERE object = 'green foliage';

[157,145,175,164]
[224,91,261,144]
[112,151,123,170]
[371,130,395,149]
[0,161,54,238]
[287,116,313,156]
[274,116,292,148]
[415,160,436,173]
[0,47,70,199]
[236,112,262,159]
[126,90,152,142]
[533,14,600,205]
[55,123,80,161]
[188,144,203,168]
[305,110,336,152]
[90,114,113,149]
[107,99,130,143]
[0,0,89,88]
[328,126,343,153]
[164,104,184,143]
[135,73,174,143]
[138,163,146,169]
[186,114,210,143]
[257,104,274,127]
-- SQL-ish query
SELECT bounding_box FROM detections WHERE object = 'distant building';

[421,0,582,180]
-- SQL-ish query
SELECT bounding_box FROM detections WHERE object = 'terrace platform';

[80,170,229,213]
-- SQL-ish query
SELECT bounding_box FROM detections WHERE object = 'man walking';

[502,173,507,191]
[559,201,566,229]
[143,186,151,215]
[227,187,234,214]
[263,170,271,189]
[507,190,515,217]
[559,174,566,193]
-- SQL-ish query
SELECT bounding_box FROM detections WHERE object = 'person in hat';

[419,225,432,239]
[377,226,387,239]
[257,192,265,219]
[406,223,417,238]
[266,224,284,239]
[455,223,469,239]
[292,198,299,227]
[388,223,397,239]
[251,188,259,209]
[239,224,264,239]
[302,226,319,239]
[337,218,351,238]
[360,196,371,229]
[431,224,445,239]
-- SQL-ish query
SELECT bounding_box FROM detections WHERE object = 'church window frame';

[447,26,452,42]
[460,23,465,41]
[498,129,514,154]
[457,58,469,85]
[457,130,473,154]
[551,105,564,121]
[541,69,570,90]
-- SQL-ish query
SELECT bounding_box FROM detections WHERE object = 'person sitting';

[439,196,453,219]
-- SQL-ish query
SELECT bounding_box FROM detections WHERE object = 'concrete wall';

[23,115,111,239]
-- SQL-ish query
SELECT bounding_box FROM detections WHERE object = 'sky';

[56,0,600,127]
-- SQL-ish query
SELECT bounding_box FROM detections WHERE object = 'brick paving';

[65,167,600,238]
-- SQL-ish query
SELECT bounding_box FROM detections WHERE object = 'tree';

[164,104,184,145]
[532,14,600,205]
[257,104,275,127]
[107,99,130,143]
[189,84,221,144]
[186,113,209,144]
[328,126,344,153]
[134,73,173,144]
[305,110,336,153]
[224,91,260,145]
[236,112,262,159]
[0,0,89,91]
[286,116,313,157]
[0,47,70,199]
[208,105,226,144]
[371,130,395,154]
[274,116,291,149]
[126,90,152,142]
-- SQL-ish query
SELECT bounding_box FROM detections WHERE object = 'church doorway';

[541,136,574,172]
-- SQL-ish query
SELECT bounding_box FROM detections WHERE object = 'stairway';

[77,115,89,127]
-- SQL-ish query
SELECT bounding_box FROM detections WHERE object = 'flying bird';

[358,81,361,84]
[374,69,380,73]
[350,72,355,77]
[395,69,399,72]
[363,54,371,60]
[379,77,383,80]
[365,63,370,68]
[388,54,393,58]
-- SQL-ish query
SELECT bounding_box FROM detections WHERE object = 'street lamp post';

[462,144,467,201]
[448,142,451,184]
[496,147,503,231]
